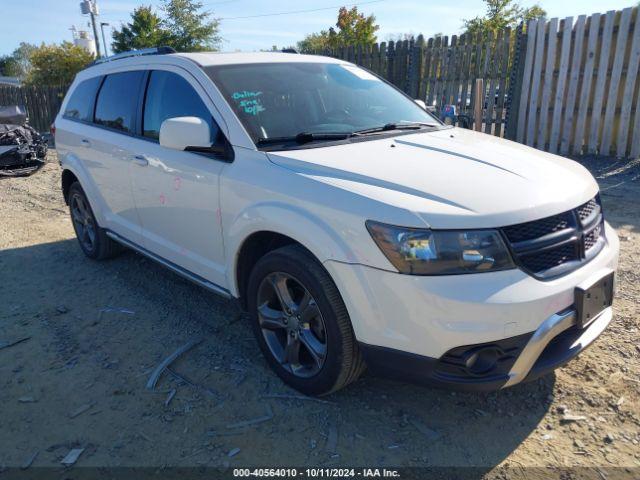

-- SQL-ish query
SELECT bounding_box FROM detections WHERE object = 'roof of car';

[75,51,349,82]
[175,51,347,67]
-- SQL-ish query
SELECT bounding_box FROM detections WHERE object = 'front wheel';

[247,245,365,396]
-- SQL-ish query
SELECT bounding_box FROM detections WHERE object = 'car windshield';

[205,62,442,148]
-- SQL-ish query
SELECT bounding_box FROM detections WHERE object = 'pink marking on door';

[159,193,166,205]
[173,177,182,191]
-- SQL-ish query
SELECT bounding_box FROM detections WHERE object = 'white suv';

[55,48,619,395]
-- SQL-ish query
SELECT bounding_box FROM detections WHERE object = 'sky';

[0,0,636,57]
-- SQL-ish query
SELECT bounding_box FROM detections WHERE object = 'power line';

[219,0,387,21]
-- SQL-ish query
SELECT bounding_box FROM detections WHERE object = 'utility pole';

[80,1,102,58]
[100,22,110,57]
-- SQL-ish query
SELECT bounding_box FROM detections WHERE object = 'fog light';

[464,347,501,375]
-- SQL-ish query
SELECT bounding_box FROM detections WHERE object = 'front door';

[129,68,229,288]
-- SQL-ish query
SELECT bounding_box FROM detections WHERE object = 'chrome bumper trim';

[504,268,615,388]
[503,306,613,387]
[504,309,575,387]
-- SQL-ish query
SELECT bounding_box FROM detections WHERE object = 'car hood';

[266,127,599,229]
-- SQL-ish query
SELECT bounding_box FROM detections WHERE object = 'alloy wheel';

[257,272,327,378]
[70,192,97,253]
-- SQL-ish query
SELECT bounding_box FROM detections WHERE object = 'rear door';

[129,67,229,288]
[86,70,147,244]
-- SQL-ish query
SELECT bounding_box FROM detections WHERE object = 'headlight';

[366,221,516,275]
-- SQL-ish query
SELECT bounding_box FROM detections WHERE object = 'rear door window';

[142,70,218,142]
[94,71,145,133]
[63,76,102,122]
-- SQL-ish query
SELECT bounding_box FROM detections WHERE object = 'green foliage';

[297,32,334,52]
[24,42,94,86]
[111,0,220,54]
[521,5,546,23]
[0,43,37,78]
[0,56,20,77]
[112,5,167,54]
[297,6,379,53]
[462,0,546,38]
[335,6,378,46]
[161,0,221,52]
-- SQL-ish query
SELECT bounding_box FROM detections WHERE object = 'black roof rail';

[89,46,177,66]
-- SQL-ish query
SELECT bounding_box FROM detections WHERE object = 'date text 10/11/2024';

[233,468,401,478]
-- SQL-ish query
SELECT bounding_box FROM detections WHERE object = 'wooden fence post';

[407,36,423,98]
[386,41,395,85]
[474,78,484,131]
[505,23,527,140]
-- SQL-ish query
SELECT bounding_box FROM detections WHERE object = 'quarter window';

[94,71,145,133]
[63,76,102,122]
[143,70,218,142]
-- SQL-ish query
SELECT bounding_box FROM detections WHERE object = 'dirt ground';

[0,152,639,478]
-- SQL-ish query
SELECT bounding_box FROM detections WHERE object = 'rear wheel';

[247,245,365,395]
[68,182,121,260]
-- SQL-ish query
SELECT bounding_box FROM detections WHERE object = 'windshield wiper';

[256,131,352,147]
[256,122,441,148]
[353,122,439,136]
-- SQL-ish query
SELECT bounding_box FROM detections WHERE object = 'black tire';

[247,245,365,396]
[68,182,122,260]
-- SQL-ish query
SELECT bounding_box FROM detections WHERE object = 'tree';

[522,5,546,23]
[297,6,379,53]
[111,0,220,53]
[334,6,378,46]
[24,42,94,86]
[112,5,167,54]
[0,43,37,79]
[161,0,221,52]
[0,56,19,77]
[462,0,546,38]
[297,31,334,52]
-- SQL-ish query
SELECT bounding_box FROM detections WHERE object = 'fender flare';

[225,201,358,297]
[60,153,108,227]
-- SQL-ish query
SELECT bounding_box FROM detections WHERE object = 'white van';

[54,48,619,395]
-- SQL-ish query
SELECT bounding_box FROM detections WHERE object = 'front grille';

[503,212,572,243]
[584,223,602,251]
[519,243,578,272]
[577,198,598,222]
[501,195,605,279]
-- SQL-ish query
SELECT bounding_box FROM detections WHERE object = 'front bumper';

[324,222,619,390]
[359,305,613,391]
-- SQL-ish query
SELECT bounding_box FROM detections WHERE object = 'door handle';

[80,139,91,147]
[131,155,149,167]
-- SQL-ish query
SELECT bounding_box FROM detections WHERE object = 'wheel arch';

[58,158,108,227]
[227,202,356,307]
[61,168,79,204]
[234,231,309,309]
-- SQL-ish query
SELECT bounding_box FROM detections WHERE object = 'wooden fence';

[0,85,68,133]
[514,8,640,158]
[316,32,516,136]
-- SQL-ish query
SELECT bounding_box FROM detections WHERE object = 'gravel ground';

[0,152,639,478]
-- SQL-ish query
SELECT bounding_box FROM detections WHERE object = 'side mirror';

[414,99,427,110]
[159,116,210,151]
